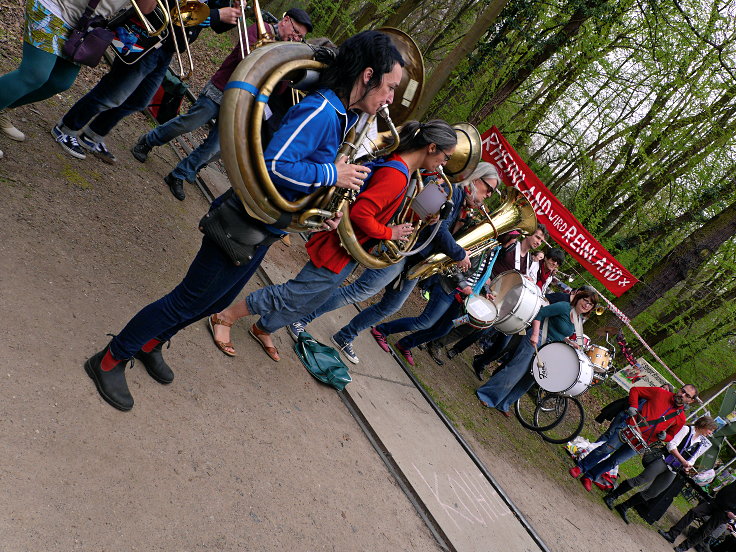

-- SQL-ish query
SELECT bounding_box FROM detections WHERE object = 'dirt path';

[0,6,687,550]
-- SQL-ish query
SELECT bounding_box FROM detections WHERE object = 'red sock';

[100,348,121,372]
[141,338,161,353]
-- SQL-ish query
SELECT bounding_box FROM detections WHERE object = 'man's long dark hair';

[319,31,404,103]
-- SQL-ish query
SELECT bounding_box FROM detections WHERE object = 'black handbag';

[62,0,114,67]
[198,190,281,266]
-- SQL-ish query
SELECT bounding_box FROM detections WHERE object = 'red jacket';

[628,386,686,444]
[306,154,409,274]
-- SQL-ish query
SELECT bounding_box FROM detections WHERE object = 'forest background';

[261,0,736,404]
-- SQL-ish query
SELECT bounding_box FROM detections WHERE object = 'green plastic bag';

[294,332,352,391]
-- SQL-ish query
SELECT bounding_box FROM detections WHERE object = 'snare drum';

[586,344,612,373]
[488,270,542,335]
[619,424,650,455]
[531,341,594,397]
[464,295,498,329]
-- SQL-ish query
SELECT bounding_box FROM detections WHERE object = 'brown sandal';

[249,323,280,362]
[208,314,237,357]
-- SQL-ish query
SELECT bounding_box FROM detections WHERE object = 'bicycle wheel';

[514,387,567,431]
[537,396,585,444]
[532,394,569,431]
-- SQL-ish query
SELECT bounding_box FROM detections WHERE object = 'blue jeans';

[375,277,453,338]
[60,48,172,139]
[109,236,270,360]
[1,42,79,109]
[476,334,536,412]
[144,92,221,181]
[247,260,357,334]
[397,298,462,350]
[296,260,407,342]
[596,410,628,443]
[577,427,638,481]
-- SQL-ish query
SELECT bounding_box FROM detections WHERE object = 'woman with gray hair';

[281,149,498,365]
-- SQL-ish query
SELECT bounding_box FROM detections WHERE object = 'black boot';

[446,347,459,359]
[131,135,153,162]
[164,173,186,201]
[604,479,632,509]
[658,529,677,543]
[427,343,444,366]
[84,345,134,411]
[134,340,174,384]
[614,503,630,524]
[472,355,485,381]
[615,492,645,525]
[674,541,691,552]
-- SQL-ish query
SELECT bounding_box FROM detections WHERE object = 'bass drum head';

[488,270,524,322]
[532,341,582,393]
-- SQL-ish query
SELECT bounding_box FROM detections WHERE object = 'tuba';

[219,17,425,236]
[406,187,538,280]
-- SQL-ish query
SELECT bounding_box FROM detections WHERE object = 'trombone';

[130,0,170,37]
[168,0,210,80]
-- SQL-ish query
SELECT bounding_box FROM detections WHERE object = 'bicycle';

[514,385,585,443]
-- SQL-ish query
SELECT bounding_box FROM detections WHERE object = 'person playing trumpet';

[131,8,313,200]
[83,30,404,410]
[52,0,242,163]
[208,119,458,361]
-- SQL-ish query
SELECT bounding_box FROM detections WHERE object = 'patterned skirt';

[23,0,74,57]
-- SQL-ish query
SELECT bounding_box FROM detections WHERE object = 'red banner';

[481,126,638,297]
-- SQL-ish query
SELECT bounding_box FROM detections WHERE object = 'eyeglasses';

[437,147,452,163]
[680,388,694,399]
[581,299,595,307]
[286,17,305,41]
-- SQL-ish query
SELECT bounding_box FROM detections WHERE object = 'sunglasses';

[479,177,496,191]
[680,388,694,399]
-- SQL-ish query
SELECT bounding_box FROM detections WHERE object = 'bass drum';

[532,341,594,397]
[488,270,542,335]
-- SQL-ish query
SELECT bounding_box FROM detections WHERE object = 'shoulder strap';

[637,407,683,428]
[80,0,105,25]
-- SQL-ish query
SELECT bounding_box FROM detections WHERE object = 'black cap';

[284,8,313,33]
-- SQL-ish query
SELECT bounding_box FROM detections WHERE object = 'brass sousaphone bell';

[219,22,424,239]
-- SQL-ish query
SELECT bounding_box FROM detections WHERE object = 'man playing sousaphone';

[209,120,459,361]
[570,384,697,492]
[83,30,405,410]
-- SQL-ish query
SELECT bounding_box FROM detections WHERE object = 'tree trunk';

[412,0,510,120]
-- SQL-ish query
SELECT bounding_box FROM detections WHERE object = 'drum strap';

[513,241,530,274]
[636,408,683,429]
[540,307,585,346]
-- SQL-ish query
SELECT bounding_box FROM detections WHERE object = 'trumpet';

[168,0,210,80]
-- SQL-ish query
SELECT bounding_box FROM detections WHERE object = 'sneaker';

[51,125,86,159]
[287,321,306,341]
[427,344,444,366]
[331,334,359,364]
[164,172,186,201]
[131,134,153,162]
[396,344,414,366]
[79,133,117,164]
[370,327,389,352]
[0,109,25,141]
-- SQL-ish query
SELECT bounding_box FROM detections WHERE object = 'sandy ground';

[0,5,691,551]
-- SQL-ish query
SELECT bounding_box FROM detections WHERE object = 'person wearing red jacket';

[570,384,697,492]
[209,119,458,361]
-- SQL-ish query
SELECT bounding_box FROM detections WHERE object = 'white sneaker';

[0,109,25,141]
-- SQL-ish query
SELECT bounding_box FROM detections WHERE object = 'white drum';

[464,295,498,329]
[488,270,543,335]
[532,341,594,397]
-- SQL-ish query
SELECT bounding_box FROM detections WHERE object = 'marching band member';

[83,30,404,410]
[131,8,313,200]
[570,384,696,492]
[51,0,241,163]
[0,0,157,156]
[476,286,598,417]
[209,119,458,361]
[280,162,500,365]
[607,415,716,524]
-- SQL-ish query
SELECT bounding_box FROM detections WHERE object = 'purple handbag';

[62,0,114,67]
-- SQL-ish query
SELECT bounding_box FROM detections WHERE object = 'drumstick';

[533,343,544,368]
